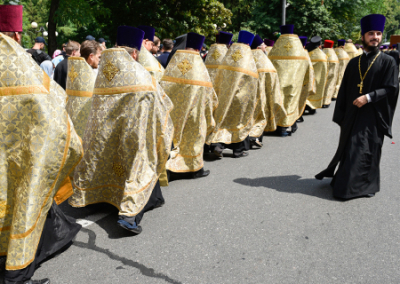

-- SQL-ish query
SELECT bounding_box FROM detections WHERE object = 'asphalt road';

[2,101,400,284]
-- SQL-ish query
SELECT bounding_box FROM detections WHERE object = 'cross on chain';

[357,82,363,94]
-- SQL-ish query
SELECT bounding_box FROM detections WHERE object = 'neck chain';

[357,52,381,94]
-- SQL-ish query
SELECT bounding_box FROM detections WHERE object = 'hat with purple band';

[186,32,205,51]
[218,31,233,45]
[137,25,155,42]
[117,26,145,51]
[360,14,386,35]
[280,24,294,35]
[238,30,255,45]
[251,34,264,49]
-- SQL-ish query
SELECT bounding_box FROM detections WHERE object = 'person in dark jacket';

[157,38,173,68]
[26,36,52,66]
[53,40,80,89]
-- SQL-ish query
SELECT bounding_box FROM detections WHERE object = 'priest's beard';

[361,38,381,53]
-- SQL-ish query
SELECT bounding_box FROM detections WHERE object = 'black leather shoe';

[308,109,316,115]
[26,280,50,284]
[296,116,304,123]
[117,220,142,235]
[366,193,375,198]
[322,104,330,108]
[233,151,249,158]
[213,149,223,158]
[331,98,337,101]
[192,169,210,179]
[250,139,263,148]
[291,123,298,134]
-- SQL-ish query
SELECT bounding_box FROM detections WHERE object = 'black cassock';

[316,50,399,199]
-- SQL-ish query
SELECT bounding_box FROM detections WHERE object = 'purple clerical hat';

[280,24,294,35]
[299,36,308,47]
[251,34,264,49]
[137,25,155,42]
[186,32,205,51]
[238,30,255,45]
[337,39,346,47]
[360,14,385,35]
[218,31,233,45]
[264,39,275,46]
[117,26,144,51]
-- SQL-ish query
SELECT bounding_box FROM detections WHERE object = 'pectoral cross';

[357,81,363,94]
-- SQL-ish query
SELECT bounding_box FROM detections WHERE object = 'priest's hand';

[353,95,368,108]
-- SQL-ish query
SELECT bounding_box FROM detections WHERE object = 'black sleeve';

[42,52,52,62]
[369,57,399,103]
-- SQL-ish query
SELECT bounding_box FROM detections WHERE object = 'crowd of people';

[0,4,399,284]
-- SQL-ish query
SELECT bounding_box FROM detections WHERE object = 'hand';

[353,95,368,108]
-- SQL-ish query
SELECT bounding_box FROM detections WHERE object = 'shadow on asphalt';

[233,175,338,201]
[73,228,183,284]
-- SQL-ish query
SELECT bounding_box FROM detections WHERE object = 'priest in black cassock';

[316,14,399,200]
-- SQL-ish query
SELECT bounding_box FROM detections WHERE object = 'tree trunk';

[48,0,60,56]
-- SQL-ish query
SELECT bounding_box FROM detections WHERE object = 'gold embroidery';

[212,50,221,60]
[112,163,125,177]
[284,42,293,51]
[177,59,193,75]
[254,57,258,63]
[0,201,10,219]
[103,60,119,82]
[68,65,78,83]
[231,50,243,62]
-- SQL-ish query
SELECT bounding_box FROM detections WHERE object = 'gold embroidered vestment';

[207,43,259,144]
[249,49,286,136]
[205,44,228,85]
[138,45,165,82]
[322,48,339,106]
[70,48,173,217]
[268,34,309,127]
[160,50,217,173]
[0,33,83,270]
[307,48,328,109]
[333,48,350,99]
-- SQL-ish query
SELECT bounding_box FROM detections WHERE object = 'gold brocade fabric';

[205,44,228,85]
[0,33,83,270]
[66,57,96,138]
[268,34,309,127]
[249,49,285,136]
[344,43,358,59]
[265,46,273,55]
[70,48,173,217]
[207,43,258,144]
[322,48,339,106]
[160,50,217,172]
[333,48,350,99]
[306,48,328,109]
[138,45,165,82]
[299,51,316,115]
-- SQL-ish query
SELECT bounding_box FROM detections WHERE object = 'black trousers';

[4,202,81,283]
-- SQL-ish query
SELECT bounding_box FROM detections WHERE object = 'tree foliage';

[2,0,400,52]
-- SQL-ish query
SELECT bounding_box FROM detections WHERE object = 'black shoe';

[291,123,298,134]
[296,116,304,123]
[26,280,50,284]
[213,149,223,158]
[308,109,316,114]
[192,169,210,179]
[233,151,249,158]
[250,139,263,148]
[322,105,330,108]
[331,98,337,101]
[117,220,142,235]
[366,193,375,198]
[5,280,51,284]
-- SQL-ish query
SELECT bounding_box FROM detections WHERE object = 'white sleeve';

[366,93,372,103]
